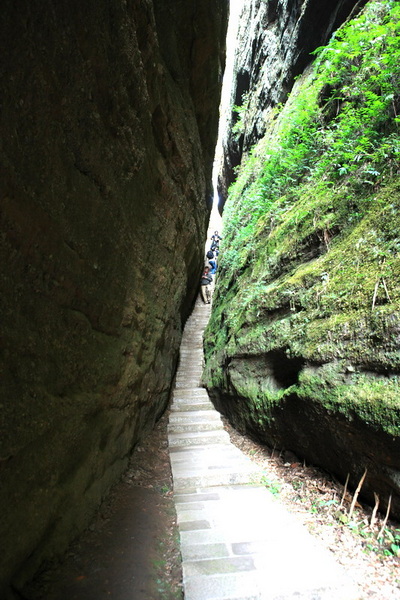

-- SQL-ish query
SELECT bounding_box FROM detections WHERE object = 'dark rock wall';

[208,364,400,521]
[0,0,227,595]
[218,0,367,208]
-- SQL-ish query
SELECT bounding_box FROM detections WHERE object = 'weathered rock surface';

[0,0,227,596]
[207,360,400,521]
[218,0,367,208]
[205,0,400,519]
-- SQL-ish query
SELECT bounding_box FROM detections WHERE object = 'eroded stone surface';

[0,0,227,594]
[218,0,367,207]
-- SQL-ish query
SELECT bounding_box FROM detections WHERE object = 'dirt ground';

[23,405,400,600]
[22,410,182,600]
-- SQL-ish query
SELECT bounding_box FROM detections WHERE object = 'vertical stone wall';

[218,0,367,206]
[0,0,227,595]
[206,0,400,519]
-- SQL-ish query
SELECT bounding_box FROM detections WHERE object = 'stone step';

[170,459,259,480]
[171,467,260,492]
[176,372,204,378]
[180,346,204,349]
[172,392,210,399]
[169,442,249,459]
[168,421,223,434]
[182,570,357,600]
[177,371,203,376]
[175,371,204,377]
[182,329,208,334]
[171,397,212,406]
[172,396,211,405]
[170,402,214,412]
[169,410,222,424]
[172,401,212,410]
[168,430,230,448]
[175,376,203,382]
[176,485,358,600]
[176,371,203,376]
[168,444,260,485]
[175,381,201,388]
[179,348,204,352]
[173,388,208,396]
[172,470,258,493]
[177,359,204,364]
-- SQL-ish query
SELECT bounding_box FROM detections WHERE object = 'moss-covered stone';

[204,0,400,518]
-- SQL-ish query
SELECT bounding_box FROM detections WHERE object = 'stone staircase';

[168,298,360,600]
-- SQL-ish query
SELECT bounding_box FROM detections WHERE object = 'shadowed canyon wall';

[0,0,227,595]
[205,0,400,519]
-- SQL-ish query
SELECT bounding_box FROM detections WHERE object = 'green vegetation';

[297,367,400,436]
[232,91,251,137]
[204,0,400,434]
[260,474,282,496]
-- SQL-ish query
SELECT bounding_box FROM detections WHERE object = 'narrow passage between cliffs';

[168,293,360,600]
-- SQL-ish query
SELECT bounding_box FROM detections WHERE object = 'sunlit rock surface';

[218,0,367,207]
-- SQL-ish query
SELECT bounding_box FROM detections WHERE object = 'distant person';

[207,250,217,274]
[210,230,222,251]
[205,249,215,272]
[200,266,213,304]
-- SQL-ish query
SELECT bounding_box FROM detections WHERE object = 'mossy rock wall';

[218,0,367,208]
[0,0,227,595]
[204,0,400,519]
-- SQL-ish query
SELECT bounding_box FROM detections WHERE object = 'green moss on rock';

[204,0,400,518]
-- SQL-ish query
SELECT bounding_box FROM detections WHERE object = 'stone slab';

[172,396,212,404]
[168,421,223,434]
[168,429,230,447]
[170,402,214,412]
[169,410,222,423]
[173,389,210,398]
[168,304,359,600]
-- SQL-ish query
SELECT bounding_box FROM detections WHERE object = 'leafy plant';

[260,474,282,496]
[232,91,250,136]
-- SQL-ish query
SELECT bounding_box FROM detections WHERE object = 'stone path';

[168,297,360,600]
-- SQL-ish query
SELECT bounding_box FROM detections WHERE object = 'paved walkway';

[168,297,360,600]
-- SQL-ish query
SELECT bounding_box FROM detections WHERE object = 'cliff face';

[204,0,400,518]
[218,0,367,208]
[0,0,227,595]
